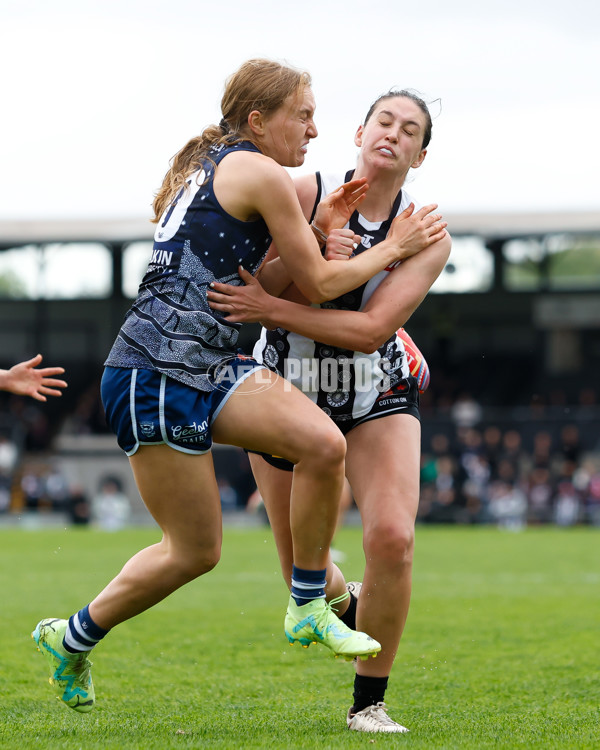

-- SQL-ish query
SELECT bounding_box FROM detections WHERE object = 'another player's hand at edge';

[0,354,67,401]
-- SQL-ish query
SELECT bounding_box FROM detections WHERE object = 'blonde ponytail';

[152,126,242,223]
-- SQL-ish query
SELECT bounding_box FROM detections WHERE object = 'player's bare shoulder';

[219,148,289,190]
[215,149,294,220]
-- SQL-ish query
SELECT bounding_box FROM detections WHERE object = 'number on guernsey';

[154,170,205,242]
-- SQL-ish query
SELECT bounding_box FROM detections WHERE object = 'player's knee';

[174,544,221,581]
[293,423,345,478]
[364,519,415,567]
[311,424,346,467]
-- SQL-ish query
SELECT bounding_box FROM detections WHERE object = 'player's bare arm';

[221,155,431,303]
[208,232,451,352]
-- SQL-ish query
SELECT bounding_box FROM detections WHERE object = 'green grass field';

[0,524,598,749]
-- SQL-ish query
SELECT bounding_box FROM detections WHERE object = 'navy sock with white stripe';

[291,565,327,606]
[63,605,109,654]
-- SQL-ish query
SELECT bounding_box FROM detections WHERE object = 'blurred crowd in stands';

[1,374,599,529]
[416,387,600,528]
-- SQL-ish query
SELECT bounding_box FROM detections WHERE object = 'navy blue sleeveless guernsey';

[105,141,271,392]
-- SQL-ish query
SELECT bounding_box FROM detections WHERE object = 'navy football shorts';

[101,360,265,456]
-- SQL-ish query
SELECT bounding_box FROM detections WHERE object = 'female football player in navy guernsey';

[207,89,451,733]
[31,60,447,713]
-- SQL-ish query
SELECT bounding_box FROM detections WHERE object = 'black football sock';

[351,674,389,714]
[339,592,357,630]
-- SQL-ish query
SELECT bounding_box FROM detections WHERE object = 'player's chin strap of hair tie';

[310,221,328,247]
[219,118,230,134]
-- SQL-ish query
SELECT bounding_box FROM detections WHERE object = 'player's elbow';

[357,340,380,355]
[424,232,452,282]
[295,262,348,303]
[360,335,389,354]
[353,325,390,354]
[296,282,330,305]
[439,232,452,264]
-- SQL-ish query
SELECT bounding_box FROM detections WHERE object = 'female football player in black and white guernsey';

[31,61,446,714]
[207,89,451,733]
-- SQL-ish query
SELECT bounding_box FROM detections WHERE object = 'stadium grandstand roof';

[0,210,599,249]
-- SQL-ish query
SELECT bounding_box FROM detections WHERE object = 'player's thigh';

[129,444,223,549]
[212,369,345,463]
[345,413,421,526]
